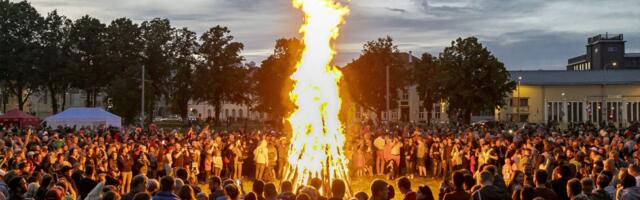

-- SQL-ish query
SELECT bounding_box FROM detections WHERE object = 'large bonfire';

[284,0,350,194]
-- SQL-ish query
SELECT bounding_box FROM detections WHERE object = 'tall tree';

[140,18,174,121]
[168,27,198,121]
[103,17,144,124]
[438,37,515,124]
[342,36,411,119]
[253,38,302,125]
[68,15,107,107]
[194,25,247,124]
[0,1,44,110]
[414,53,441,126]
[38,10,72,114]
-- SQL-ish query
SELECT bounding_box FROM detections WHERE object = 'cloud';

[384,7,407,14]
[24,0,640,70]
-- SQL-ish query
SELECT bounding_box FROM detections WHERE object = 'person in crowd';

[533,170,558,200]
[177,185,196,200]
[552,165,572,200]
[374,135,386,176]
[278,181,295,200]
[330,179,346,200]
[396,177,415,200]
[3,117,640,200]
[254,140,269,181]
[369,179,389,200]
[508,170,525,195]
[152,176,179,200]
[590,174,612,200]
[123,175,148,200]
[442,171,470,200]
[252,180,266,200]
[470,170,511,200]
[133,192,153,200]
[616,172,640,200]
[209,176,225,200]
[147,179,160,195]
[416,185,434,200]
[627,164,640,187]
[566,178,589,200]
[264,182,278,200]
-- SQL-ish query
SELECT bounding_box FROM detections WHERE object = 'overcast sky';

[26,0,640,70]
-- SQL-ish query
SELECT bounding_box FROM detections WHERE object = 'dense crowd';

[1,121,640,200]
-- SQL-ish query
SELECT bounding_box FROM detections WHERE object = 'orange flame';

[285,0,350,192]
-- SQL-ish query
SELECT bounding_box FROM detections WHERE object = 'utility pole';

[141,65,145,129]
[385,64,390,123]
[517,76,522,122]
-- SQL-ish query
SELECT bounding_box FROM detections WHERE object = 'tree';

[140,18,174,121]
[68,15,107,107]
[253,38,302,125]
[168,27,198,121]
[0,0,44,111]
[342,36,411,120]
[38,10,72,114]
[103,17,144,124]
[194,25,247,124]
[438,37,515,124]
[414,53,441,126]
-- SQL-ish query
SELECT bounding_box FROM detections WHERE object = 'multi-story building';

[188,100,266,122]
[501,70,640,127]
[567,33,640,71]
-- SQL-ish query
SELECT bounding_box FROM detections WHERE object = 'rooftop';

[509,70,640,85]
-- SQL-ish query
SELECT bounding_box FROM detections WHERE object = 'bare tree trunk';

[214,100,221,126]
[85,89,91,107]
[61,91,67,111]
[17,89,25,111]
[48,85,59,114]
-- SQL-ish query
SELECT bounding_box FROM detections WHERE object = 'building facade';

[501,70,640,127]
[568,33,640,71]
[188,101,266,122]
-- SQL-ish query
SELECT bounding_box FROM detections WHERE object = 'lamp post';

[517,76,522,122]
[385,64,390,124]
[141,65,145,129]
[562,92,566,127]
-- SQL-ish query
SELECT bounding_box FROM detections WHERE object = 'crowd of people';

[0,120,640,200]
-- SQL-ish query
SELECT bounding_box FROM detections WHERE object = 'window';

[239,109,243,118]
[519,114,529,122]
[588,102,603,123]
[567,102,583,123]
[402,91,409,100]
[546,102,564,122]
[511,98,528,107]
[418,106,425,119]
[519,98,529,107]
[606,102,623,122]
[627,102,640,122]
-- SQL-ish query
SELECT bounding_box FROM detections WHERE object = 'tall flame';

[285,0,350,193]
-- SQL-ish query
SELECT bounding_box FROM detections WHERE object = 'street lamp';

[517,76,522,122]
[561,92,566,126]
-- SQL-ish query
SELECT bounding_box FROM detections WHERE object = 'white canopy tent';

[44,107,122,128]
